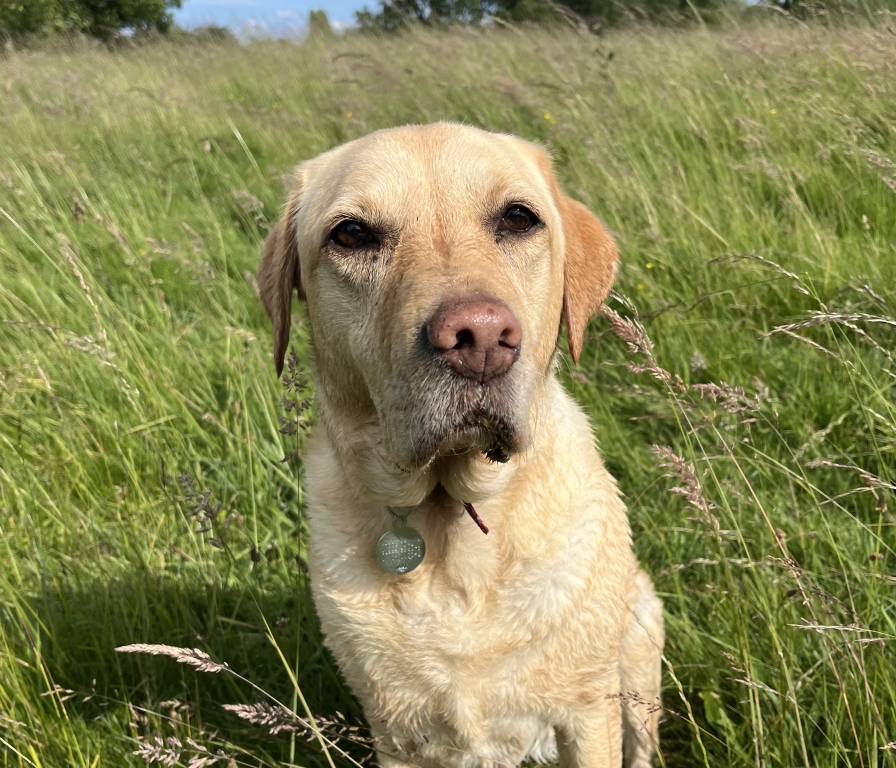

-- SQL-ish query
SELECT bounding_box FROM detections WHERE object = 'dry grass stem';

[115,644,230,673]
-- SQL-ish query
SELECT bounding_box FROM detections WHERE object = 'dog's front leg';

[555,694,624,768]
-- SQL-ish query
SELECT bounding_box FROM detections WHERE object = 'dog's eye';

[330,220,375,249]
[500,205,538,233]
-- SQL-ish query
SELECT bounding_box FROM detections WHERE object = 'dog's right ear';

[258,190,304,376]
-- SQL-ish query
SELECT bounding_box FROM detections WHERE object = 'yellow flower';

[770,109,777,115]
[345,111,353,118]
[646,262,653,269]
[636,283,644,291]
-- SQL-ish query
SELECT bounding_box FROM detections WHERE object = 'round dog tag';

[376,518,425,574]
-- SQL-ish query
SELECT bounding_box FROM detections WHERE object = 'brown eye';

[500,205,537,233]
[330,220,374,249]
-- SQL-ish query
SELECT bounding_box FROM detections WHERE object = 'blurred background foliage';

[2,0,895,41]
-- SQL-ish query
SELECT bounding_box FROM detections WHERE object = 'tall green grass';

[0,20,894,767]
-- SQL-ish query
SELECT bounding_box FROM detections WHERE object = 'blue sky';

[173,0,369,32]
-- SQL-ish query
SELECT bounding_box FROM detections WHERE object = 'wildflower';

[769,109,777,114]
[345,111,352,118]
[646,262,654,269]
[636,283,644,291]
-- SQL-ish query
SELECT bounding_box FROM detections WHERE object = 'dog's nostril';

[454,329,475,349]
[499,328,520,348]
[499,324,523,349]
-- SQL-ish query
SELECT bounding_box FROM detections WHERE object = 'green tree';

[308,8,336,36]
[356,0,498,30]
[0,0,88,36]
[0,0,181,39]
[356,0,736,29]
[78,0,182,36]
[496,0,727,27]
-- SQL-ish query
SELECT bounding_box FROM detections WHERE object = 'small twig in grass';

[463,502,489,534]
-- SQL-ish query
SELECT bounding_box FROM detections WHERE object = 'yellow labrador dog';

[258,123,663,768]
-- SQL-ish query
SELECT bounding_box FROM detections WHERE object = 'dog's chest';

[312,538,603,714]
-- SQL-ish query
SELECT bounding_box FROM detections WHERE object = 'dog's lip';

[397,419,518,471]
[385,376,521,471]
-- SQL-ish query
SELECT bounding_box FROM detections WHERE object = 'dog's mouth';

[382,358,525,472]
[397,398,523,472]
[435,408,519,464]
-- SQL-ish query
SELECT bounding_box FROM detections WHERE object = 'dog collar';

[375,501,488,575]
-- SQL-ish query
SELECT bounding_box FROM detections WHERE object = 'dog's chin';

[438,423,518,465]
[394,412,522,472]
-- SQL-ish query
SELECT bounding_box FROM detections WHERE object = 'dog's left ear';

[258,187,305,376]
[557,192,618,364]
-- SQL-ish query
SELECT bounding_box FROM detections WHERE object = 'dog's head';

[259,124,616,474]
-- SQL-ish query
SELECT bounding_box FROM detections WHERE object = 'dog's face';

[259,124,617,473]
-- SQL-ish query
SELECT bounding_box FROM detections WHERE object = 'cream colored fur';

[258,123,664,768]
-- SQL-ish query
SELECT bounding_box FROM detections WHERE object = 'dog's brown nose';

[426,296,522,381]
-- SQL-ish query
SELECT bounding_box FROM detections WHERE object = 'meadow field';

[1,17,895,767]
